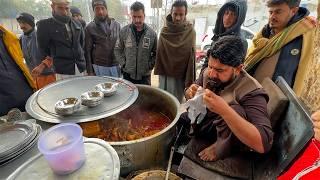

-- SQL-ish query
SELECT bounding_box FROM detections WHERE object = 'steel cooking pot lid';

[7,138,120,180]
[26,76,138,123]
[0,121,36,156]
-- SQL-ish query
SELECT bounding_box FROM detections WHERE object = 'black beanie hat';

[70,6,82,16]
[16,12,35,28]
[92,0,107,9]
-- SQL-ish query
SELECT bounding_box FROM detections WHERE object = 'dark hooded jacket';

[202,0,248,70]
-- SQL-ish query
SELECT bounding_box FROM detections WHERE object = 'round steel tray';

[7,138,120,180]
[26,76,138,123]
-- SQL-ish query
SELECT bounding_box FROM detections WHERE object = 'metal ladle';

[165,125,184,180]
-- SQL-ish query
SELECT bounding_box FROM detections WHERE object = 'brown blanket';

[154,15,196,87]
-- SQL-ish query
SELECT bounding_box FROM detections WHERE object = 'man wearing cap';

[16,12,56,89]
[70,6,86,28]
[0,25,35,116]
[244,0,316,97]
[37,0,86,81]
[114,1,157,85]
[85,0,121,77]
[178,36,273,179]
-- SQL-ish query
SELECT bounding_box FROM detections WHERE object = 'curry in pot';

[80,105,171,141]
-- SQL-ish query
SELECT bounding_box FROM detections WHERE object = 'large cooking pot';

[109,85,180,176]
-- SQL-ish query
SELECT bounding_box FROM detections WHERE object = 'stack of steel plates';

[0,120,41,166]
[7,138,120,180]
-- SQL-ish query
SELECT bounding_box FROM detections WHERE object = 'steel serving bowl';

[55,98,81,116]
[81,91,104,107]
[95,82,119,97]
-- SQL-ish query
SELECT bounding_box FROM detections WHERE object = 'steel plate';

[7,138,120,180]
[0,122,34,156]
[0,124,41,166]
[26,76,138,123]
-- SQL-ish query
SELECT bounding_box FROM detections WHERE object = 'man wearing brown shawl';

[154,0,196,102]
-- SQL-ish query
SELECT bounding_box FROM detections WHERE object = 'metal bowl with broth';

[95,82,119,97]
[54,98,81,115]
[81,91,104,107]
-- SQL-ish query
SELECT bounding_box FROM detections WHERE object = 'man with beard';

[244,0,316,97]
[154,0,196,102]
[16,12,56,89]
[37,0,86,81]
[178,36,273,179]
[0,25,35,116]
[202,0,247,70]
[85,0,121,77]
[114,1,157,85]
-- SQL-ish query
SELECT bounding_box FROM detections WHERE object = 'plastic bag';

[184,87,207,125]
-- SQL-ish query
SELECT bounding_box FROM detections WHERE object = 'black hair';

[208,35,245,67]
[225,4,236,13]
[266,0,301,8]
[130,1,145,14]
[171,0,188,14]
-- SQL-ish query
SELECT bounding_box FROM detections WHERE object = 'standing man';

[16,12,56,89]
[154,0,196,102]
[37,0,86,81]
[114,1,157,85]
[85,0,121,77]
[244,0,316,97]
[202,0,248,70]
[0,25,35,116]
[70,6,86,28]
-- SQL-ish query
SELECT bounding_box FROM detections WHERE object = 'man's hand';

[185,84,200,100]
[31,63,45,78]
[203,89,229,115]
[312,111,320,141]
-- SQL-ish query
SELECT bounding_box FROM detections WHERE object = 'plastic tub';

[37,123,86,175]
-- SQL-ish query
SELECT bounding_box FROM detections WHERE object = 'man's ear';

[236,64,243,74]
[291,6,299,15]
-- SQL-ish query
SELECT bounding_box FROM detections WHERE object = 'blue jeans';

[93,65,120,77]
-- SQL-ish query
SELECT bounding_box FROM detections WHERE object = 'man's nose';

[269,12,276,19]
[225,13,233,21]
[208,69,218,79]
[63,9,69,16]
[135,18,141,23]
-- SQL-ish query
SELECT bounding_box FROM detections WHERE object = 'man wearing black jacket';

[85,0,121,77]
[37,0,86,81]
